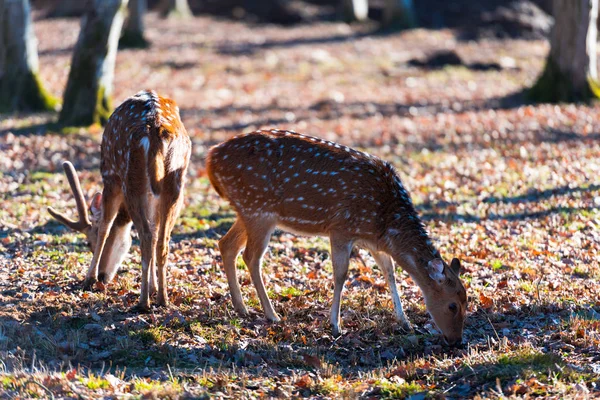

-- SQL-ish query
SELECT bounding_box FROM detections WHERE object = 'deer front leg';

[242,219,278,322]
[84,189,123,289]
[370,250,412,330]
[329,233,353,337]
[219,219,249,316]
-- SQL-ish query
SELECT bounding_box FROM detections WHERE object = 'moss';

[160,0,192,19]
[96,85,113,126]
[58,2,123,128]
[529,57,600,103]
[0,70,59,113]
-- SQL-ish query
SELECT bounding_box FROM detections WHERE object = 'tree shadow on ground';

[180,90,529,134]
[0,300,437,377]
[1,299,597,397]
[418,183,600,223]
[214,29,376,56]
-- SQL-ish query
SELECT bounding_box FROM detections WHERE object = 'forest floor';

[1,11,599,399]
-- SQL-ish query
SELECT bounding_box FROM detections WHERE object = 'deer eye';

[449,303,458,314]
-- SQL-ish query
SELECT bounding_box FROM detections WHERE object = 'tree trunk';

[243,0,301,24]
[159,0,191,19]
[120,0,148,48]
[341,0,368,22]
[59,0,128,127]
[530,0,599,102]
[45,0,87,18]
[383,0,416,28]
[0,0,58,112]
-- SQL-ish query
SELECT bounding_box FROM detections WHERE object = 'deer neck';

[391,250,436,292]
[383,219,440,291]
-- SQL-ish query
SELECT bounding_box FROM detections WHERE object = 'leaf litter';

[0,10,599,399]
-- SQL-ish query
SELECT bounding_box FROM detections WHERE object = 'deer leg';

[155,194,184,307]
[329,233,353,337]
[370,250,412,330]
[97,208,132,283]
[242,219,277,322]
[218,218,249,316]
[149,256,158,296]
[136,223,157,311]
[83,186,123,289]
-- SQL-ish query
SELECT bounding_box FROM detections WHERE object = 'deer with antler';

[49,90,191,310]
[207,129,467,345]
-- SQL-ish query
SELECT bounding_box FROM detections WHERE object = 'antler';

[48,161,91,232]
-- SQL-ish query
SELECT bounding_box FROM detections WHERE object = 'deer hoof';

[132,302,151,314]
[332,326,343,338]
[235,306,250,317]
[97,272,108,284]
[267,314,281,323]
[156,296,169,308]
[396,316,413,331]
[82,277,97,290]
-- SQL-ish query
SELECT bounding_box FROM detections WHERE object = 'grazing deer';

[48,90,191,310]
[207,129,467,345]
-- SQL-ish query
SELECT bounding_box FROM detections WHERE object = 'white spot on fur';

[140,136,150,154]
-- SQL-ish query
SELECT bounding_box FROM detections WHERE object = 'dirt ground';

[0,10,599,399]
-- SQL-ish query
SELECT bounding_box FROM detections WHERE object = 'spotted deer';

[48,90,191,310]
[207,129,467,345]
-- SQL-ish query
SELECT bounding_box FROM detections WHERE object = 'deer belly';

[276,219,327,237]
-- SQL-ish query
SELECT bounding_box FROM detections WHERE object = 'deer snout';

[443,335,463,348]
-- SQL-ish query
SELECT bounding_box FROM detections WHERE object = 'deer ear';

[426,259,445,284]
[450,258,461,276]
[90,192,102,220]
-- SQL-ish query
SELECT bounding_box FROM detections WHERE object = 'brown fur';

[84,91,190,309]
[207,129,467,344]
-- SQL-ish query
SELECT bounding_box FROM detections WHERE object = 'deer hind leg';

[136,221,157,311]
[369,250,412,330]
[84,183,123,289]
[242,218,278,322]
[127,197,158,311]
[155,192,185,307]
[218,218,249,316]
[329,232,353,337]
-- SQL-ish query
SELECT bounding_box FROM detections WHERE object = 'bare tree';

[159,0,191,19]
[59,0,128,127]
[0,0,58,112]
[44,0,87,18]
[339,0,415,27]
[530,0,599,102]
[341,0,368,22]
[382,0,416,28]
[120,0,149,48]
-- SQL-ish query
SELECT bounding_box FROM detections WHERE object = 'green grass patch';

[129,327,165,345]
[374,379,426,399]
[81,375,111,390]
[491,259,503,271]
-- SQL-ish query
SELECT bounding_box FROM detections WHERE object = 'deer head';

[423,257,467,346]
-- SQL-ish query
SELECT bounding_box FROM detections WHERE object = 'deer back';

[207,129,424,243]
[101,90,190,197]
